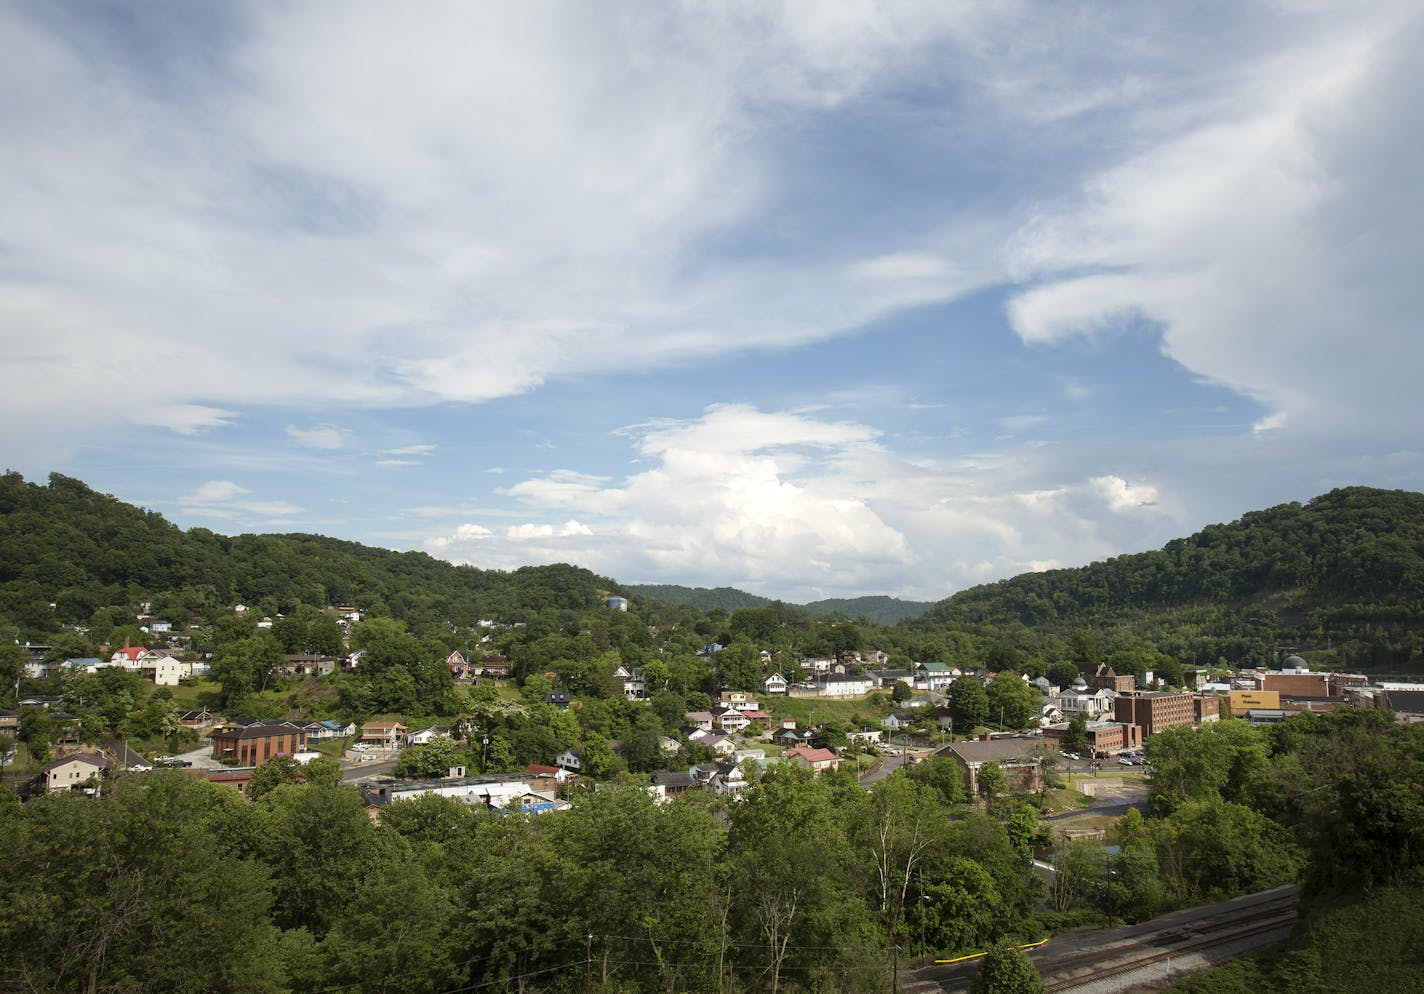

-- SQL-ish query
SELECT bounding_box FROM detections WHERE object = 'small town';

[4,4,1422,993]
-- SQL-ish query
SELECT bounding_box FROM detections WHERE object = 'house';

[212,721,309,766]
[524,763,575,783]
[141,654,189,686]
[881,711,917,732]
[649,770,696,801]
[41,752,112,792]
[447,651,471,680]
[709,760,753,797]
[272,654,336,678]
[305,719,356,740]
[763,673,789,696]
[685,711,715,732]
[821,673,874,698]
[406,725,452,747]
[846,729,884,746]
[719,691,760,711]
[869,669,916,689]
[783,747,840,775]
[698,733,736,756]
[715,707,751,733]
[555,749,582,773]
[177,708,214,729]
[478,655,512,679]
[546,690,572,709]
[615,664,647,700]
[915,662,957,691]
[0,708,19,733]
[110,644,148,669]
[771,725,816,748]
[360,721,408,750]
[740,710,772,729]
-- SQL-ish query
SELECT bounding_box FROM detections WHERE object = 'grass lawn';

[144,678,222,710]
[309,737,352,758]
[766,695,891,728]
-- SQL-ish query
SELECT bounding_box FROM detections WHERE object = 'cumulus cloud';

[186,480,250,503]
[424,404,1183,600]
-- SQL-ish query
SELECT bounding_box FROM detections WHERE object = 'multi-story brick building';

[1193,693,1221,724]
[210,720,308,766]
[1113,691,1195,737]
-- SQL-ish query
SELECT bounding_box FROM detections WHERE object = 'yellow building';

[1226,690,1280,718]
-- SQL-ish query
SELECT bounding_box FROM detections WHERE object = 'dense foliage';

[0,764,1054,994]
[915,487,1424,671]
[0,472,627,643]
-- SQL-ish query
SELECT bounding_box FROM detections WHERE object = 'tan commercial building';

[1227,690,1280,718]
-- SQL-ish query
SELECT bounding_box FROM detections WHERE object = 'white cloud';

[186,480,249,503]
[425,404,1187,599]
[287,425,350,450]
[1004,3,1424,438]
[384,443,436,456]
[1091,475,1160,512]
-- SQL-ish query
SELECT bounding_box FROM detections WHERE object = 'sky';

[3,1,1422,604]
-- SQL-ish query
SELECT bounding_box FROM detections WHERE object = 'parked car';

[1118,757,1135,766]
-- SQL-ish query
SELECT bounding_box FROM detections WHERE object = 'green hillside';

[803,595,931,624]
[914,487,1424,671]
[624,583,775,612]
[0,472,625,641]
[626,584,931,624]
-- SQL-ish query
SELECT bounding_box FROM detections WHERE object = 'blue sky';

[3,2,1422,602]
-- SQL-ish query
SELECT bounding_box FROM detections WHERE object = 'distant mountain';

[625,584,931,623]
[802,596,932,624]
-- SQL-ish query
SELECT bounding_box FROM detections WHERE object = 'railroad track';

[1039,893,1298,993]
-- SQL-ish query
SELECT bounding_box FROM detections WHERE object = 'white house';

[41,753,112,793]
[821,673,875,698]
[406,726,453,747]
[763,673,789,696]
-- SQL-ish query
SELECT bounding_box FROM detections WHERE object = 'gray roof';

[938,739,1053,765]
[1386,690,1424,714]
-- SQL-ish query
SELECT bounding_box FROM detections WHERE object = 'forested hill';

[0,472,625,636]
[914,487,1424,669]
[624,584,774,613]
[625,584,931,623]
[803,596,932,623]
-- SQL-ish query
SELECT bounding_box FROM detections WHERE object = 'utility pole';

[891,942,899,994]
[919,867,927,964]
[585,933,592,994]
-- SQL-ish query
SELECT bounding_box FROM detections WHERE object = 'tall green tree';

[970,941,1045,994]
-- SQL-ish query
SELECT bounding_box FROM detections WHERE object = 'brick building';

[1193,693,1221,724]
[1113,691,1195,737]
[210,720,308,766]
[1043,720,1142,756]
[936,737,1053,795]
